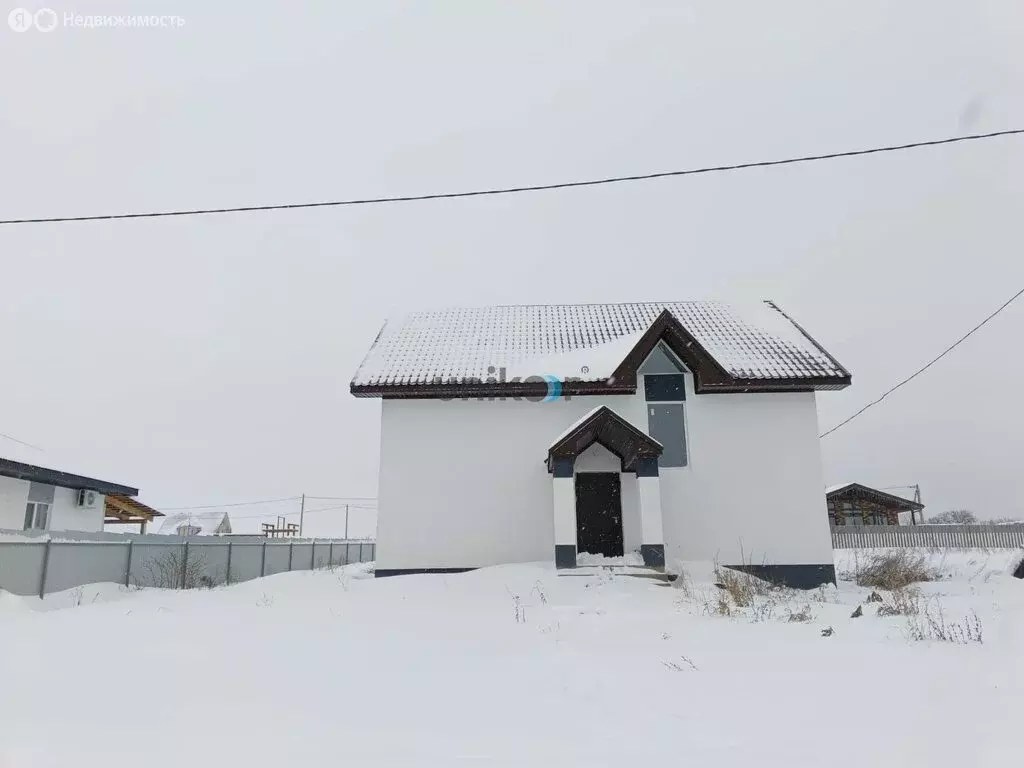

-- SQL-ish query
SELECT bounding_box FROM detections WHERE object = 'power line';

[223,503,378,521]
[158,499,376,519]
[160,496,301,511]
[304,495,378,502]
[2,128,1021,226]
[820,286,1024,438]
[0,431,44,451]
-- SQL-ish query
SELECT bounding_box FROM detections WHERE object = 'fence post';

[181,540,189,589]
[311,539,316,569]
[329,541,334,568]
[288,540,294,571]
[260,540,267,577]
[39,539,52,599]
[358,541,364,563]
[124,540,134,588]
[225,540,233,585]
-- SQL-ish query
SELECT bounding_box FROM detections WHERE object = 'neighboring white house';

[0,456,140,533]
[351,300,852,588]
[157,510,232,536]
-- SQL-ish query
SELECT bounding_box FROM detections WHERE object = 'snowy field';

[2,550,1023,767]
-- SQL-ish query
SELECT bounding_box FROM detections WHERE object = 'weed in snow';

[662,656,699,672]
[904,598,983,645]
[787,604,814,623]
[532,581,548,605]
[506,587,526,624]
[876,587,922,617]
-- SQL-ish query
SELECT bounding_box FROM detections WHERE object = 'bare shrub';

[905,598,983,644]
[929,509,977,525]
[141,548,215,590]
[876,587,922,617]
[853,551,937,591]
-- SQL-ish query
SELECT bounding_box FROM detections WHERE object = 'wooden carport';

[104,494,164,533]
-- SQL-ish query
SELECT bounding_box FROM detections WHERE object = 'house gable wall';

[375,366,834,572]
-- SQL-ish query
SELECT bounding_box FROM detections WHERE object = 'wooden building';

[826,483,924,526]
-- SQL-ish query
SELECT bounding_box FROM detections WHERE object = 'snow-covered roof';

[549,406,664,451]
[157,511,232,536]
[825,483,854,494]
[351,300,847,388]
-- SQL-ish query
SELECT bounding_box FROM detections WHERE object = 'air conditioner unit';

[76,489,98,508]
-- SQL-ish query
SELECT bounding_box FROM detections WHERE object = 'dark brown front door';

[575,472,623,557]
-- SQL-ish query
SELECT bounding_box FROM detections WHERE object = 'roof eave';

[350,373,851,399]
[0,458,139,497]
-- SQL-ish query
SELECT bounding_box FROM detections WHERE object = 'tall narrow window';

[644,373,688,467]
[647,403,687,467]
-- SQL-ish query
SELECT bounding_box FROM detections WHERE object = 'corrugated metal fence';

[0,533,376,598]
[831,524,1024,550]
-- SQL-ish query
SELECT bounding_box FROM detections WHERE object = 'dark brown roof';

[826,483,924,511]
[547,406,663,472]
[352,303,851,399]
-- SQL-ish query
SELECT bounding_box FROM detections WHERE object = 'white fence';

[0,532,376,598]
[831,524,1024,550]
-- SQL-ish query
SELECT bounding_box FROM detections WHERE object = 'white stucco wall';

[0,477,104,533]
[374,370,834,572]
[0,476,31,530]
[48,487,105,532]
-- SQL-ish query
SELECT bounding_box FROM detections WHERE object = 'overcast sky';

[2,0,1022,533]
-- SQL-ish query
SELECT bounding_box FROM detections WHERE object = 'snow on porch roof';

[351,300,848,388]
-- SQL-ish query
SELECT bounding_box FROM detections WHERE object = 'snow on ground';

[2,553,1023,767]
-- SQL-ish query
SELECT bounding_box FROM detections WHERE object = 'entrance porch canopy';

[547,406,666,570]
[547,406,663,476]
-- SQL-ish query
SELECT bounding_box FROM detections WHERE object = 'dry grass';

[905,599,983,644]
[714,565,791,606]
[849,550,938,591]
[786,604,814,623]
[706,564,799,623]
[875,586,922,617]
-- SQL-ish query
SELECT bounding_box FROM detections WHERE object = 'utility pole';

[298,493,306,537]
[344,504,350,541]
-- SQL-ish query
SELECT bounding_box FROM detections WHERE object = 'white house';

[157,510,232,536]
[0,456,140,533]
[351,300,851,588]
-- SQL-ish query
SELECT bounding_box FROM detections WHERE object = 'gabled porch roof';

[547,406,662,473]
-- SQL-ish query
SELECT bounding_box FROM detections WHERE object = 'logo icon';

[541,375,562,403]
[8,8,33,31]
[8,7,56,31]
[34,7,57,31]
